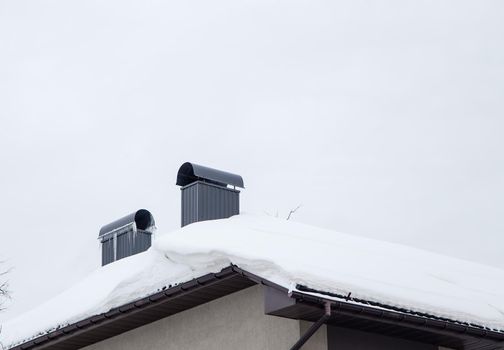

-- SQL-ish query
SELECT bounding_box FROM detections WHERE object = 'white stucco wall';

[83,285,301,350]
[81,285,457,350]
[300,321,328,350]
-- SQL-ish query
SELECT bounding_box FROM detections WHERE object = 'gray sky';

[0,0,503,322]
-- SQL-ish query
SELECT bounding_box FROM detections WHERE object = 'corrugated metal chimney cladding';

[98,209,155,266]
[177,162,244,227]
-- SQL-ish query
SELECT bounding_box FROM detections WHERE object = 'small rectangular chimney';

[176,162,244,227]
[98,209,155,266]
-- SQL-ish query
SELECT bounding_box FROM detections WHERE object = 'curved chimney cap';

[98,209,155,238]
[176,162,244,188]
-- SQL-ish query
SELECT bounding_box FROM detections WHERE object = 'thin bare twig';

[286,204,302,220]
[0,263,10,313]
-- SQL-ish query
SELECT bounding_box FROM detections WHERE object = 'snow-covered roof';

[2,214,504,348]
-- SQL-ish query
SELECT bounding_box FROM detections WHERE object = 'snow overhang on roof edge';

[6,266,504,350]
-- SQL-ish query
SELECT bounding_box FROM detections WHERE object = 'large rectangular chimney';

[176,162,244,227]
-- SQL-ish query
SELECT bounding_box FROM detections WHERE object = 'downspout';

[289,302,332,350]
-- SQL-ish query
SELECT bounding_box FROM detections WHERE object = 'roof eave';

[8,266,504,350]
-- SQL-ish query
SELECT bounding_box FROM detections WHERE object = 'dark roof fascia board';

[289,290,504,345]
[239,267,504,349]
[9,265,504,350]
[238,268,504,349]
[239,268,504,344]
[10,267,248,350]
[294,285,504,338]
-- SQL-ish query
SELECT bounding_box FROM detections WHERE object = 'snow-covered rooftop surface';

[2,214,504,348]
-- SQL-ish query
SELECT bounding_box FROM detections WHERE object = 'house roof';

[5,266,504,350]
[2,214,504,349]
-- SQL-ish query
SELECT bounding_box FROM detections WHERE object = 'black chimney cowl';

[176,162,244,188]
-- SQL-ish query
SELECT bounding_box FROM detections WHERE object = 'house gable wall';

[81,284,454,350]
[82,285,300,350]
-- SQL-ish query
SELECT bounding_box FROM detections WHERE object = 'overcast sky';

[0,0,503,323]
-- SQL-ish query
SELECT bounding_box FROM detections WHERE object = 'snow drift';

[2,214,504,348]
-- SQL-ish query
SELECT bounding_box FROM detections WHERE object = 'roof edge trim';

[8,266,504,350]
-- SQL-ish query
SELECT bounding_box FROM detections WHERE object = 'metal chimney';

[176,162,244,227]
[98,209,155,266]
